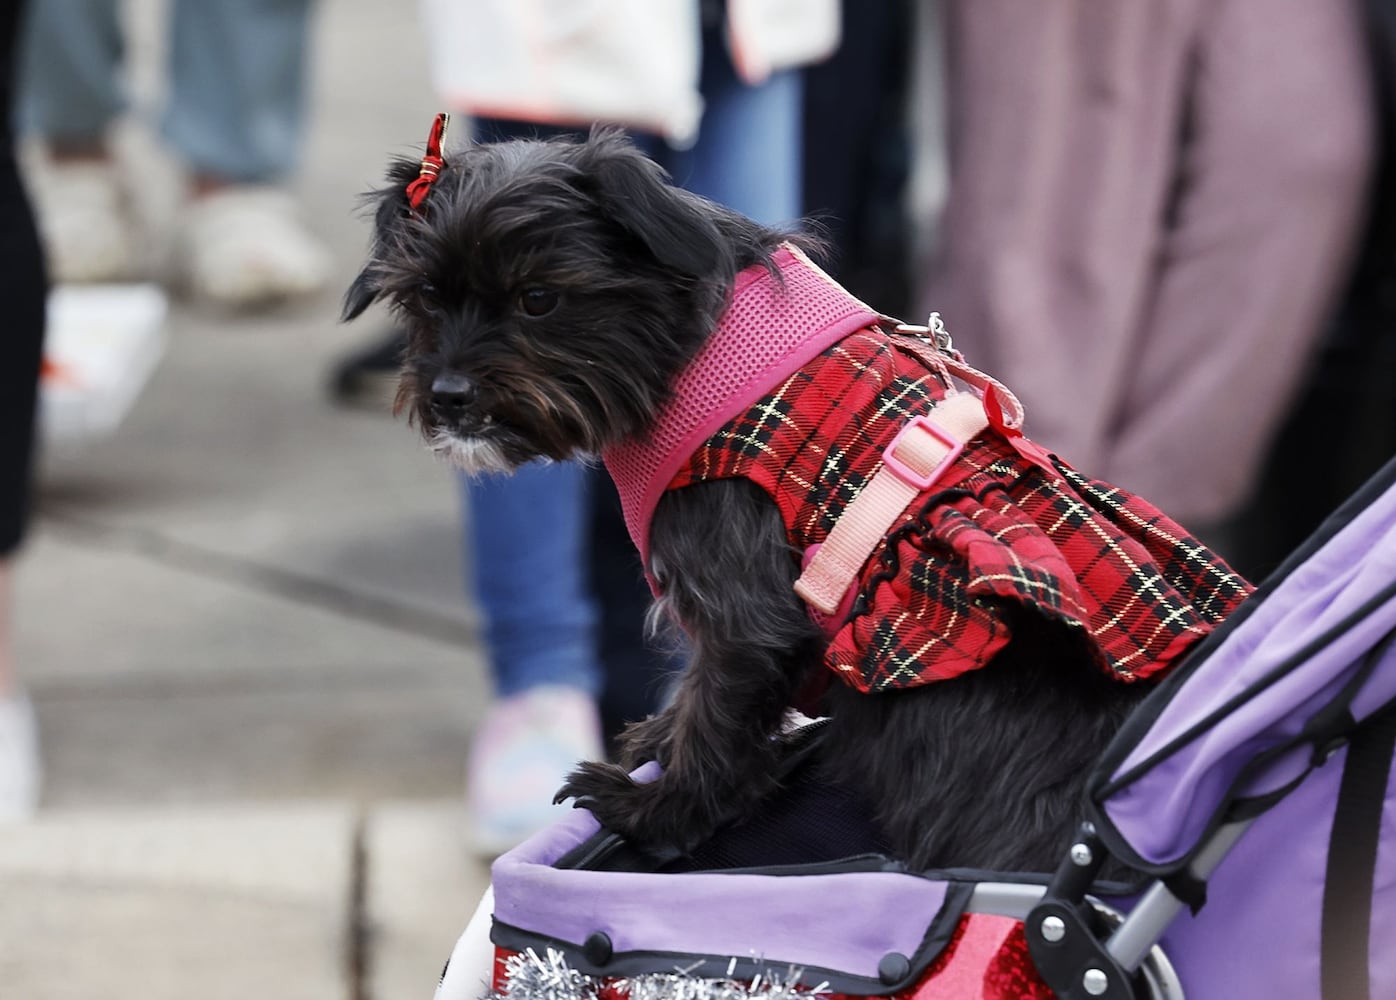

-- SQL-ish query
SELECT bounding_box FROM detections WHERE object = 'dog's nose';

[430,372,478,418]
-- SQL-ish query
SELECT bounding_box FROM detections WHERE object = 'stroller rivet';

[1040,915,1066,943]
[582,932,613,966]
[1071,843,1094,866]
[1082,968,1109,995]
[877,951,911,985]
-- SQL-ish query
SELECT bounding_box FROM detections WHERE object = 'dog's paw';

[553,760,659,840]
[554,761,720,854]
[553,760,637,810]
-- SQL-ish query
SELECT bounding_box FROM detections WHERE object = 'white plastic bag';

[39,283,167,446]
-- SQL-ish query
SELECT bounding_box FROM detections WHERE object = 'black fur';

[344,128,794,467]
[347,129,1153,873]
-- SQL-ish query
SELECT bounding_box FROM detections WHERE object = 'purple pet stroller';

[436,457,1396,1000]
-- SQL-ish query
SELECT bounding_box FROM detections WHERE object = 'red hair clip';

[405,112,451,211]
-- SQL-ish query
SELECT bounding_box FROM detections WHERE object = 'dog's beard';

[426,424,604,477]
[425,426,520,475]
[420,395,602,475]
[406,360,648,474]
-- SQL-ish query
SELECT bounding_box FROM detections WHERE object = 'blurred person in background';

[341,0,837,856]
[921,0,1374,551]
[0,0,48,823]
[800,0,915,320]
[17,0,329,309]
[1232,0,1396,579]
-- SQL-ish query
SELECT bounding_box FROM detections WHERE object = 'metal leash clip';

[887,311,954,355]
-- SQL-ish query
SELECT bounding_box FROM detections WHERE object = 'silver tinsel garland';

[482,947,830,1000]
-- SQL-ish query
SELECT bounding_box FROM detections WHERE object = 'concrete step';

[0,799,489,1000]
[363,800,490,1000]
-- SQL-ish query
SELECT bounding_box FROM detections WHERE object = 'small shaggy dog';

[346,122,1250,873]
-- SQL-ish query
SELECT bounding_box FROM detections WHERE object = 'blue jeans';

[17,0,313,182]
[463,42,803,721]
[464,463,602,699]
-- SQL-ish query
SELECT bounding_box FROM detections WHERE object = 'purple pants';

[923,0,1374,526]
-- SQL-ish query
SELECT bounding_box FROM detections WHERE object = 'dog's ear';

[576,128,728,278]
[343,156,424,321]
[342,263,384,321]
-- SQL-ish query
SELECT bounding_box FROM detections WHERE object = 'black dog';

[345,127,1249,872]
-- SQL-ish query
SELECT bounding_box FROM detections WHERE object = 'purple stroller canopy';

[1088,456,1396,873]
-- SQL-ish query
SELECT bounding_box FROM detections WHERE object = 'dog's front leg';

[556,479,823,853]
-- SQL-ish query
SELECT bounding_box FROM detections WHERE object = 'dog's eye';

[518,288,559,317]
[419,279,437,297]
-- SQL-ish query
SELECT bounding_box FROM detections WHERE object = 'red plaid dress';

[668,328,1253,693]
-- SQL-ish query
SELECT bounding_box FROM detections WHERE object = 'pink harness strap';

[793,390,989,621]
[791,326,1052,631]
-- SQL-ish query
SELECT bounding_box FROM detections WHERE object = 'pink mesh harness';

[602,245,880,571]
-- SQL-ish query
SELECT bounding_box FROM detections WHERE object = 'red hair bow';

[405,112,451,211]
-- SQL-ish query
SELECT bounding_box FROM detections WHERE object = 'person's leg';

[16,0,125,146]
[460,460,604,854]
[667,31,802,225]
[1099,0,1373,527]
[0,564,18,698]
[921,0,1204,476]
[163,0,329,306]
[0,560,40,822]
[0,171,45,578]
[462,463,603,701]
[1,0,50,821]
[163,0,313,184]
[15,0,136,282]
[800,0,914,315]
[0,561,15,700]
[1,3,48,676]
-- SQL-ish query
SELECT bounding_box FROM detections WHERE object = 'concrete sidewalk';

[4,2,497,997]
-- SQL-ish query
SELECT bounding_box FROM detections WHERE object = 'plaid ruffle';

[669,328,1252,693]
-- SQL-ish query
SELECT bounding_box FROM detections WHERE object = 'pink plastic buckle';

[881,415,964,490]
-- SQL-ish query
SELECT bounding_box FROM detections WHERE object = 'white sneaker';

[28,160,140,284]
[467,685,605,858]
[0,693,40,823]
[174,186,332,309]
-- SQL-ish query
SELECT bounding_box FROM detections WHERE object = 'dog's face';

[344,130,769,473]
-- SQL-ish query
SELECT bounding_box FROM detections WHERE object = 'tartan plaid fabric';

[669,328,1253,692]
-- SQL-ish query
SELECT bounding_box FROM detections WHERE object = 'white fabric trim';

[434,886,497,1000]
